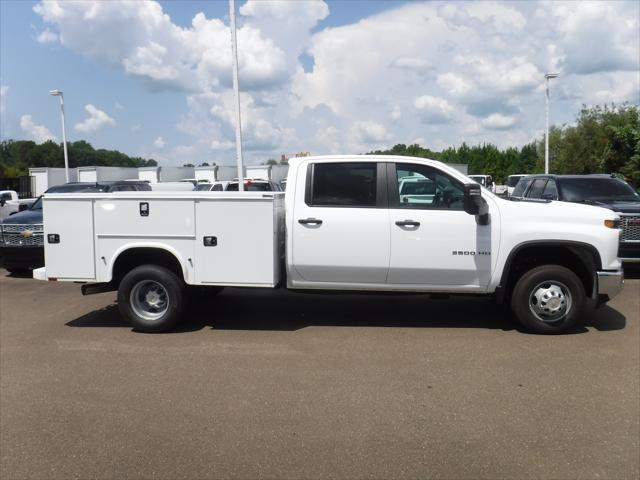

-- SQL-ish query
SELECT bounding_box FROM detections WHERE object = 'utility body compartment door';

[43,197,96,280]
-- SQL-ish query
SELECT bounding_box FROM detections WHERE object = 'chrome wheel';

[528,280,572,323]
[130,280,169,321]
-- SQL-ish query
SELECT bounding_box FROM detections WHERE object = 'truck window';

[309,162,377,207]
[542,179,558,199]
[511,177,532,197]
[527,178,548,199]
[394,163,463,210]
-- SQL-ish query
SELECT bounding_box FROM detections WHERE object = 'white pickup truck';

[0,190,35,221]
[34,155,624,334]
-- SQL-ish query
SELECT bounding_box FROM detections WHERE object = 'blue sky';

[1,1,638,166]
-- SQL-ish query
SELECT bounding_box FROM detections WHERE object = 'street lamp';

[544,73,558,175]
[228,0,244,191]
[49,89,70,183]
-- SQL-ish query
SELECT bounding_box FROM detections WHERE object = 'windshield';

[561,178,639,203]
[30,184,109,210]
[195,184,212,191]
[507,176,524,187]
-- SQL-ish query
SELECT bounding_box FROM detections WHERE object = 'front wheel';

[511,265,586,334]
[118,265,185,332]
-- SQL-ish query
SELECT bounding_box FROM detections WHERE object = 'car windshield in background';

[507,176,523,187]
[195,184,213,191]
[561,178,639,203]
[469,176,486,186]
[226,183,272,192]
[30,184,110,210]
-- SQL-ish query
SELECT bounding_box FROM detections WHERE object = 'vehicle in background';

[196,178,282,192]
[468,175,495,193]
[511,174,640,263]
[36,155,623,335]
[506,174,528,196]
[179,179,211,186]
[280,179,287,190]
[0,190,36,221]
[0,182,150,273]
[149,182,195,192]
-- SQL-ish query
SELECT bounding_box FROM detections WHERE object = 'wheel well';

[500,243,599,302]
[112,248,184,283]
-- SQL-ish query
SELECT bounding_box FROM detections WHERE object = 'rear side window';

[527,178,548,199]
[212,184,223,191]
[309,162,377,207]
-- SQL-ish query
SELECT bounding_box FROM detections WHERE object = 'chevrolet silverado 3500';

[33,155,624,334]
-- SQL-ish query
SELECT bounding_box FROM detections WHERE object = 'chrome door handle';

[298,218,323,225]
[395,220,420,227]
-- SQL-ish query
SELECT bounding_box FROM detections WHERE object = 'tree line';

[369,104,639,185]
[1,104,638,185]
[0,139,157,178]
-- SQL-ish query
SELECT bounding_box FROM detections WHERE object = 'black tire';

[511,264,586,334]
[117,265,185,333]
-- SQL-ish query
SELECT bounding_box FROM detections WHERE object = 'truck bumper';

[0,246,44,270]
[596,269,624,303]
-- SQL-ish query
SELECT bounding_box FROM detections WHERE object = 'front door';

[292,161,390,284]
[387,162,492,287]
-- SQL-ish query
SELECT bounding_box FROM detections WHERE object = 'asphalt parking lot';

[1,269,638,479]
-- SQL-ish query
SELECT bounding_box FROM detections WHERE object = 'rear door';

[291,161,390,284]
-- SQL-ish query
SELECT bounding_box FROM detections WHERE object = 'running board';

[81,282,117,296]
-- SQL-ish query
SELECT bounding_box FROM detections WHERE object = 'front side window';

[394,163,463,210]
[542,179,558,199]
[512,178,532,197]
[309,162,377,207]
[527,178,548,199]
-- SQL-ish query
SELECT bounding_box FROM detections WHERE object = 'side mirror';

[463,183,482,215]
[463,183,490,225]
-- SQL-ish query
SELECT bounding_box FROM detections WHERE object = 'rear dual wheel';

[118,265,185,333]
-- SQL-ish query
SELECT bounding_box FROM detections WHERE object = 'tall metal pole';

[59,93,70,182]
[544,73,558,175]
[229,0,244,191]
[544,76,550,175]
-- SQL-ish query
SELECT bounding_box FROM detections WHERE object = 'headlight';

[604,219,620,229]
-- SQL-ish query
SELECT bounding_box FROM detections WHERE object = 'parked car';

[511,174,640,263]
[196,178,282,192]
[0,181,151,273]
[468,175,495,193]
[36,155,623,334]
[0,190,35,220]
[505,174,528,196]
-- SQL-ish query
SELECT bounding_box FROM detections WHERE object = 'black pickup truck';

[0,181,151,273]
[511,174,640,263]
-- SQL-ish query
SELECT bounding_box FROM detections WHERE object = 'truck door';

[292,161,390,284]
[387,162,492,287]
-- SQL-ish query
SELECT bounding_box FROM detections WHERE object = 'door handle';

[298,218,323,225]
[395,220,420,227]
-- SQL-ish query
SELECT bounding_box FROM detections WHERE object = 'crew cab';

[511,174,640,263]
[0,181,151,273]
[34,156,623,334]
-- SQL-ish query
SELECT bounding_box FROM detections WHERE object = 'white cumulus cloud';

[414,95,454,124]
[153,136,165,148]
[74,104,115,133]
[20,115,57,143]
[0,84,8,113]
[36,27,58,44]
[481,113,517,130]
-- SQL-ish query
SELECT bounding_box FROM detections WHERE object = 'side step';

[81,282,117,296]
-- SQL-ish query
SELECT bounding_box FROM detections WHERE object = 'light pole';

[49,89,70,182]
[228,0,244,191]
[544,73,558,174]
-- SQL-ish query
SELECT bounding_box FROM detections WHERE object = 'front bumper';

[0,246,45,270]
[596,269,624,302]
